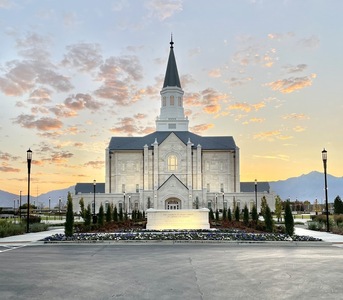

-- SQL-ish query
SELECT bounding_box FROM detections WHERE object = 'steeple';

[156,37,188,132]
[163,34,181,88]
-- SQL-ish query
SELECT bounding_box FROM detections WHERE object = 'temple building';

[73,39,275,214]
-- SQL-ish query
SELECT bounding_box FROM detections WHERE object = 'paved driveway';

[1,242,342,300]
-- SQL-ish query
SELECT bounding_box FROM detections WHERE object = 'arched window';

[168,155,177,171]
[170,96,174,106]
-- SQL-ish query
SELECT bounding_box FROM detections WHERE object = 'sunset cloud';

[253,130,281,141]
[64,93,101,111]
[62,43,103,72]
[284,64,307,73]
[110,117,154,136]
[0,151,20,161]
[13,114,63,131]
[266,74,316,94]
[28,88,52,104]
[282,113,309,120]
[42,151,74,164]
[146,0,182,21]
[228,101,265,113]
[0,163,20,173]
[298,35,320,48]
[190,123,214,134]
[84,160,104,169]
[184,88,226,114]
[95,55,143,106]
[226,77,253,87]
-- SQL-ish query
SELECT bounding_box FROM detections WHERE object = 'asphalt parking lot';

[1,242,342,300]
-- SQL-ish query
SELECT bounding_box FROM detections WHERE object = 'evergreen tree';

[209,208,214,220]
[284,201,294,236]
[119,206,123,221]
[333,196,343,214]
[243,204,249,225]
[264,204,273,232]
[274,195,282,222]
[215,209,219,221]
[84,204,91,227]
[234,205,240,222]
[79,197,85,219]
[106,203,112,223]
[251,204,258,223]
[261,196,267,218]
[222,208,227,221]
[227,207,232,222]
[142,211,145,219]
[65,192,74,237]
[98,203,104,226]
[113,205,118,222]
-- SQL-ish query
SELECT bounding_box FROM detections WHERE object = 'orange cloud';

[282,113,309,120]
[228,101,265,112]
[13,114,63,131]
[208,68,221,78]
[266,74,316,93]
[190,123,214,134]
[84,160,104,169]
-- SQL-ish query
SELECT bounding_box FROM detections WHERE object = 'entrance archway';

[166,198,181,210]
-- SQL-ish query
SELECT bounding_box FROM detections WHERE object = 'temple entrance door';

[166,199,181,210]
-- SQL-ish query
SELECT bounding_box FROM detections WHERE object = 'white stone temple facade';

[73,38,275,214]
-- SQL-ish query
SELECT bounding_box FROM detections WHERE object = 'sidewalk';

[295,226,343,244]
[0,227,64,246]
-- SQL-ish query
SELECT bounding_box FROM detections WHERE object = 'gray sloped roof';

[75,183,105,194]
[240,182,270,193]
[109,131,237,151]
[163,40,181,88]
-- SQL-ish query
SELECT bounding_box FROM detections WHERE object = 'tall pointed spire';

[157,36,188,132]
[163,35,181,88]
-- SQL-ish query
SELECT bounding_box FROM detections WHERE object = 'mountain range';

[1,171,342,208]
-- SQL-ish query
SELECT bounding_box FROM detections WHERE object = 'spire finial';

[170,33,174,48]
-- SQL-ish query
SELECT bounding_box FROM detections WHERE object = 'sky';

[0,0,342,196]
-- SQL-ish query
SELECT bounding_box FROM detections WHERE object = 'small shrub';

[334,214,343,225]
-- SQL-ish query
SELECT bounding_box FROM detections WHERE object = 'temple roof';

[109,131,237,151]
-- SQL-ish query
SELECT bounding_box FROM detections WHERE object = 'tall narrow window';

[207,183,210,192]
[220,183,224,192]
[136,184,139,193]
[122,184,125,193]
[170,96,174,106]
[178,97,182,106]
[163,97,166,106]
[168,155,177,171]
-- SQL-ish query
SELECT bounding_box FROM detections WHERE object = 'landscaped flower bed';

[43,229,322,243]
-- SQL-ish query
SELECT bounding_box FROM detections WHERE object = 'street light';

[222,192,225,210]
[19,190,22,220]
[128,195,131,217]
[123,191,126,213]
[59,197,61,220]
[93,180,96,224]
[254,179,258,211]
[322,148,329,232]
[26,148,32,233]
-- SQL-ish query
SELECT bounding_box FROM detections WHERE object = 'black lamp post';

[254,179,258,211]
[93,180,96,224]
[19,190,22,220]
[322,148,329,232]
[59,197,61,220]
[123,192,126,213]
[26,148,32,233]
